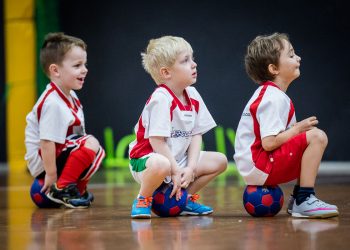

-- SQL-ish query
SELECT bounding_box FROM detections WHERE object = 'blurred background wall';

[2,0,350,170]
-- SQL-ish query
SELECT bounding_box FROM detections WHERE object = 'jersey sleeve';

[257,90,290,138]
[39,99,70,143]
[190,87,217,135]
[143,91,172,138]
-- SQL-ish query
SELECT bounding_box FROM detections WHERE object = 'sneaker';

[82,190,94,203]
[47,183,91,209]
[291,195,339,218]
[287,194,338,215]
[131,196,153,219]
[180,194,213,216]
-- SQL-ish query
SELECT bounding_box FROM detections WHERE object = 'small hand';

[295,116,318,133]
[41,173,57,194]
[170,170,182,200]
[181,167,195,188]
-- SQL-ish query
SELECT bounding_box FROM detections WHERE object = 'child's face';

[168,50,197,88]
[57,46,88,92]
[276,39,301,83]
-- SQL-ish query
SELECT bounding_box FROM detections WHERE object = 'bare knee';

[215,152,228,174]
[307,128,328,148]
[84,136,100,153]
[146,154,171,177]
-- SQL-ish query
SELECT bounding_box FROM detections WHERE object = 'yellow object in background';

[5,0,36,171]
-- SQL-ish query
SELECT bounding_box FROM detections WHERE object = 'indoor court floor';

[0,167,349,250]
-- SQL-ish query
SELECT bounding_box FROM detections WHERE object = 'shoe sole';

[292,211,339,219]
[47,194,90,209]
[131,214,151,219]
[180,210,213,216]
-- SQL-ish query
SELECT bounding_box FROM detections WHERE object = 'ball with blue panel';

[30,178,61,208]
[243,185,284,217]
[152,182,188,217]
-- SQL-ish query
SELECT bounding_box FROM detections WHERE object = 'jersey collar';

[158,84,192,111]
[262,81,281,90]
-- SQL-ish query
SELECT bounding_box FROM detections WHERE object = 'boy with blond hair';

[129,36,227,218]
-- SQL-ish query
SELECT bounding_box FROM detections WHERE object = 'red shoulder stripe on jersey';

[37,87,55,121]
[190,98,199,113]
[249,84,269,173]
[159,84,193,111]
[287,100,295,126]
[50,82,79,112]
[170,99,177,121]
[129,116,153,158]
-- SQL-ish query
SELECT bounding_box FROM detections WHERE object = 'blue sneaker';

[180,194,213,216]
[131,196,153,219]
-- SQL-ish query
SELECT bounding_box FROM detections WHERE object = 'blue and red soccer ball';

[152,183,188,217]
[30,178,61,208]
[243,185,284,217]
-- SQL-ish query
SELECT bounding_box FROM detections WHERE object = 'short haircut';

[40,32,87,77]
[245,32,289,83]
[141,36,193,84]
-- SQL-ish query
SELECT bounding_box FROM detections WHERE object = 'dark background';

[4,0,349,162]
[58,0,350,161]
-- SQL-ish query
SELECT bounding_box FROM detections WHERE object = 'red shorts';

[263,132,307,185]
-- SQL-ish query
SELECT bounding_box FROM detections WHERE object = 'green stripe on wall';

[35,0,59,95]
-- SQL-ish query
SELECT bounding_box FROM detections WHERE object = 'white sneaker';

[291,195,339,218]
[287,194,338,215]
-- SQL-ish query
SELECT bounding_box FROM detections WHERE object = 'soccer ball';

[30,178,61,208]
[243,185,284,217]
[152,183,188,217]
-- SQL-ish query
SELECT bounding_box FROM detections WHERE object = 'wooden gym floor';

[0,168,349,250]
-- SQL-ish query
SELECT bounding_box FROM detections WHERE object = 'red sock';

[77,180,88,194]
[57,146,96,189]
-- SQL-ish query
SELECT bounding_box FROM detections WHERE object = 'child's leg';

[131,154,171,219]
[57,136,101,189]
[139,154,171,197]
[187,152,227,195]
[293,128,338,218]
[299,128,327,187]
[180,151,227,216]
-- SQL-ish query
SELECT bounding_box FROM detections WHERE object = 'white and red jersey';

[234,81,296,185]
[25,82,86,177]
[129,84,216,163]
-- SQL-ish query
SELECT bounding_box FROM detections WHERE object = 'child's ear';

[268,64,279,76]
[48,64,60,77]
[159,67,171,80]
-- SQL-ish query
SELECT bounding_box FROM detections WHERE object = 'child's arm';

[262,116,318,151]
[181,134,201,188]
[149,136,182,200]
[39,139,57,193]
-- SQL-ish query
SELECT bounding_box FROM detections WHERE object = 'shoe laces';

[136,197,153,208]
[189,194,200,203]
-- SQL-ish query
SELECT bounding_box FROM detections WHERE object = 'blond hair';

[141,36,193,84]
[245,32,289,83]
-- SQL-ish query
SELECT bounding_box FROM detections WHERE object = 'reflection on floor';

[0,168,349,250]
